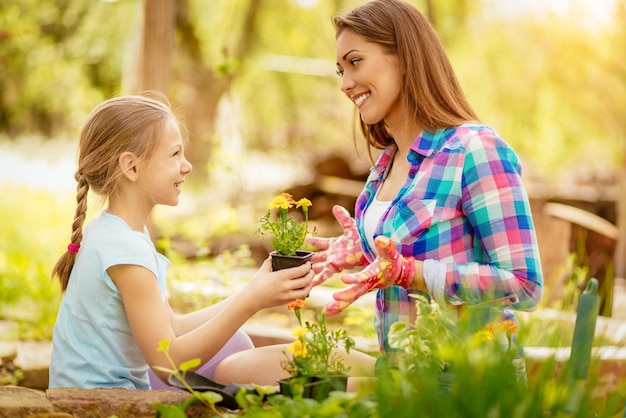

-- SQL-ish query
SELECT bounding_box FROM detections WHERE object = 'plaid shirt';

[355,124,543,353]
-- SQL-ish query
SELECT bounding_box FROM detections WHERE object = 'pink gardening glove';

[325,236,416,316]
[306,205,367,286]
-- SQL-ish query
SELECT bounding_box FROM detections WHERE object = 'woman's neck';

[384,111,423,155]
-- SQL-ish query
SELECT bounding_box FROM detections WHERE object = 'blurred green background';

[0,0,625,341]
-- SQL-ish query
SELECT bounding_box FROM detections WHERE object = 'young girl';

[49,94,314,389]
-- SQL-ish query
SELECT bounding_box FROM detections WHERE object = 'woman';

[309,0,543,367]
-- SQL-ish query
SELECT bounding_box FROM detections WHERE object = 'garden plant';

[255,193,316,257]
[153,294,625,417]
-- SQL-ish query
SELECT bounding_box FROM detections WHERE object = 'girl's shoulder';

[84,212,156,258]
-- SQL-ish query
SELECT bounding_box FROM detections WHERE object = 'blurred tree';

[451,4,626,175]
[0,0,623,183]
[168,0,263,174]
[0,0,130,136]
[129,0,175,95]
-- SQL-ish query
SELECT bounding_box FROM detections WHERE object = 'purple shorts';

[148,329,254,390]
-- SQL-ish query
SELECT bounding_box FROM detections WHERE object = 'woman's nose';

[340,73,355,95]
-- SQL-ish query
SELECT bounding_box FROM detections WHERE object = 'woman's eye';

[350,58,361,66]
[336,68,344,77]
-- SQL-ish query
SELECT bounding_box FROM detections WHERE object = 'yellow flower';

[292,327,308,338]
[475,329,494,342]
[257,193,316,256]
[296,198,312,209]
[268,195,292,210]
[287,340,308,358]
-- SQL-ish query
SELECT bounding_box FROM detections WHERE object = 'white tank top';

[362,194,392,256]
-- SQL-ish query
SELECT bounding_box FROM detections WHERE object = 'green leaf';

[153,403,188,418]
[197,391,224,405]
[157,339,171,353]
[179,358,201,371]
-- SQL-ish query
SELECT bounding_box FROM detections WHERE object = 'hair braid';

[52,173,89,292]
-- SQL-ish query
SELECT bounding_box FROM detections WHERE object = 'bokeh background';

[1,0,625,342]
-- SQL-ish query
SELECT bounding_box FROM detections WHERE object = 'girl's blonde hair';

[52,94,177,291]
[333,0,479,151]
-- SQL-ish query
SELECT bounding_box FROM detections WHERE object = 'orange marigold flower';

[484,320,518,335]
[287,299,305,311]
[281,192,297,205]
[500,320,518,334]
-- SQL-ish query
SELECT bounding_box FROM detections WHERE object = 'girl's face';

[139,118,192,207]
[336,29,404,127]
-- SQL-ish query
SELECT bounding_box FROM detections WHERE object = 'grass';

[0,186,68,340]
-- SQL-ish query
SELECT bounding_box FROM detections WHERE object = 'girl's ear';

[118,151,139,182]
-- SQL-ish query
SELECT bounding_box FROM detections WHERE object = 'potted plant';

[256,192,316,271]
[278,298,355,400]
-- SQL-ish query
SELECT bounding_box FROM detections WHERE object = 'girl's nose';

[183,157,193,174]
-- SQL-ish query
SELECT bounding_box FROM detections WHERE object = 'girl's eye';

[349,58,361,67]
[336,68,344,77]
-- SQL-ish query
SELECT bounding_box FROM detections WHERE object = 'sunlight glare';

[483,0,617,26]
[295,0,318,8]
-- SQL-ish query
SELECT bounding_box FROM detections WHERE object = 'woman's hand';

[325,236,416,315]
[307,205,367,285]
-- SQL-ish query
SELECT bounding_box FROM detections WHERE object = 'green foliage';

[2,0,625,181]
[0,186,67,339]
[255,193,315,256]
[341,307,377,341]
[155,296,625,417]
[0,0,137,136]
[450,6,626,176]
[282,309,355,378]
[154,339,231,417]
[560,252,591,313]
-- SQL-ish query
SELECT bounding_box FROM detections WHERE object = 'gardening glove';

[325,236,415,316]
[306,205,368,286]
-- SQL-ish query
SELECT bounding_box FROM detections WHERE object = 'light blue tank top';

[49,212,169,389]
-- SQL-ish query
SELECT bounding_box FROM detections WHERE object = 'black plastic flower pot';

[270,250,313,271]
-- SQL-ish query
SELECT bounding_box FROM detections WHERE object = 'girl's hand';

[325,236,415,315]
[245,258,313,311]
[306,205,367,286]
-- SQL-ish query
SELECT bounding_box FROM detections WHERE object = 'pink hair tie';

[67,243,81,254]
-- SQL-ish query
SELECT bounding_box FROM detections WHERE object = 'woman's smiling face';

[335,29,404,127]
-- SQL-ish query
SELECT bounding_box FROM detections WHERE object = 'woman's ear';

[118,151,139,182]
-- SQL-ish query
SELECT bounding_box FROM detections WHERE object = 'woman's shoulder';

[440,124,515,154]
